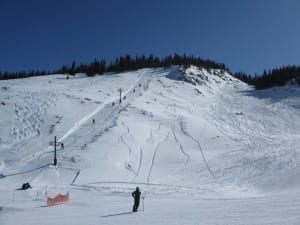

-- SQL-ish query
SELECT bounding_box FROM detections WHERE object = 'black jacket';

[132,190,141,201]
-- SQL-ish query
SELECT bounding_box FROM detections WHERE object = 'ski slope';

[0,66,299,225]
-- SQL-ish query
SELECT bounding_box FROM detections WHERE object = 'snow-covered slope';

[0,66,299,225]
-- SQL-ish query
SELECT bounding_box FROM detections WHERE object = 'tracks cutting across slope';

[1,70,150,183]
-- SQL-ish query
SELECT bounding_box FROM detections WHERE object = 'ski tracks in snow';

[2,71,148,183]
[11,91,57,144]
[130,148,143,182]
[134,121,193,186]
[179,118,220,184]
[146,131,170,185]
[171,123,190,166]
[120,122,137,176]
[120,122,132,156]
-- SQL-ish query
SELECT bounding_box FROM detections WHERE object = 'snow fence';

[47,192,69,206]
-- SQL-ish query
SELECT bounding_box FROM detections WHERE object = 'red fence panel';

[47,192,69,206]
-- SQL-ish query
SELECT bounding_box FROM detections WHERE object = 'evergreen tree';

[70,60,76,75]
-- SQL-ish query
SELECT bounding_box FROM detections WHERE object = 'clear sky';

[1,0,300,75]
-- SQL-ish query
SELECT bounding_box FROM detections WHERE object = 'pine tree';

[70,60,76,75]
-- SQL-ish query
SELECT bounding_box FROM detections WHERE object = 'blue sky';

[1,0,300,75]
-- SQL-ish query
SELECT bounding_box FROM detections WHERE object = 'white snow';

[0,66,299,225]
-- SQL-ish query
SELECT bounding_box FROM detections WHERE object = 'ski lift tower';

[118,88,122,104]
[49,136,61,166]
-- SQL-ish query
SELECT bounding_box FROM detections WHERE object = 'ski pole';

[142,196,145,211]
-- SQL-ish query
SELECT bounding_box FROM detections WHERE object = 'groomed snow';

[0,66,299,225]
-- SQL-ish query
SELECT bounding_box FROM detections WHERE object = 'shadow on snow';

[101,211,132,218]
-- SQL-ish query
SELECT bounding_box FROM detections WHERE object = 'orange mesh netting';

[47,192,69,206]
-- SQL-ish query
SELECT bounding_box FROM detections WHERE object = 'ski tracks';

[119,122,138,176]
[120,122,132,154]
[179,118,220,184]
[147,131,170,185]
[171,123,190,166]
[130,148,143,182]
[11,91,57,144]
[131,122,161,183]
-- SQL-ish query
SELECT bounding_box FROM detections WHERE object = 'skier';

[61,142,64,149]
[93,118,95,124]
[132,187,141,212]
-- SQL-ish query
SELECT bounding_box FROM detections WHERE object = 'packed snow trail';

[58,76,139,143]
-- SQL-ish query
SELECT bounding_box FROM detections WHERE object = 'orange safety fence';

[47,192,69,206]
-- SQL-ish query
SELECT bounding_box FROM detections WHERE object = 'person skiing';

[132,187,141,212]
[61,142,64,149]
[93,118,95,124]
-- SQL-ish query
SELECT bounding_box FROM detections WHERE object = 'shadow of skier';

[101,211,132,218]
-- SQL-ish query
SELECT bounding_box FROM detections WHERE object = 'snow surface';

[0,66,299,225]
